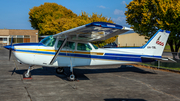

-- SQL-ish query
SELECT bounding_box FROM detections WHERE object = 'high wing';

[53,22,133,42]
[49,22,133,65]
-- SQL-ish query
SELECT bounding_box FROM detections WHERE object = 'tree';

[125,0,180,58]
[29,3,116,47]
[29,3,77,35]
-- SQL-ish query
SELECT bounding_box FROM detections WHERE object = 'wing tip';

[123,26,133,30]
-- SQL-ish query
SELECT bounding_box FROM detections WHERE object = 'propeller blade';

[9,36,13,61]
[10,36,13,45]
[49,38,68,65]
[9,48,12,61]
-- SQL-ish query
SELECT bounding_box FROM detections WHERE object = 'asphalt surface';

[0,48,180,101]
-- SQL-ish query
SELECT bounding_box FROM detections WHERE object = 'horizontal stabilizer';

[141,56,176,62]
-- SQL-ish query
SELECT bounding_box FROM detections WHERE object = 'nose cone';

[4,45,13,50]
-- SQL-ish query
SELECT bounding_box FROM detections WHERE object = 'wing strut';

[49,38,68,65]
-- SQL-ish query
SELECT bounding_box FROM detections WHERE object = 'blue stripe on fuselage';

[13,43,45,46]
[14,49,159,62]
[104,53,161,58]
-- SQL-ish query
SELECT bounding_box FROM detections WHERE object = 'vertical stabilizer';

[142,29,170,57]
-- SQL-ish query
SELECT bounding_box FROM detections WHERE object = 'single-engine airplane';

[4,22,175,81]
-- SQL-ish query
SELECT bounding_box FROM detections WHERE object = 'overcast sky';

[0,0,132,29]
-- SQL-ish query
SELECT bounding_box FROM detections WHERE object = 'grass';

[140,62,180,71]
[164,45,180,52]
[164,45,172,52]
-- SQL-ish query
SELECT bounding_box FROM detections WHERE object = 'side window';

[57,40,75,50]
[77,43,92,51]
[92,44,98,49]
[57,40,63,48]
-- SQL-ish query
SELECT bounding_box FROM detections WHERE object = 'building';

[0,29,38,46]
[115,33,148,47]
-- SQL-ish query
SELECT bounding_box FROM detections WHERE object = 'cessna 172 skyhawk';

[4,22,175,81]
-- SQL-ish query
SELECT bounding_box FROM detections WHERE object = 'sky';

[0,0,133,29]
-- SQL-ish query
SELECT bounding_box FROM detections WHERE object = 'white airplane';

[4,22,175,81]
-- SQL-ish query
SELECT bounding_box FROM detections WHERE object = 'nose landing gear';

[23,66,32,78]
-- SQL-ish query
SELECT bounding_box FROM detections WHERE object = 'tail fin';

[142,29,170,57]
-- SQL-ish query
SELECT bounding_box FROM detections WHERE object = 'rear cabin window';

[57,40,75,50]
[77,43,92,51]
[40,35,56,47]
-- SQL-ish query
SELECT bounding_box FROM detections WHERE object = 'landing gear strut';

[23,66,32,78]
[68,74,75,81]
[67,66,75,81]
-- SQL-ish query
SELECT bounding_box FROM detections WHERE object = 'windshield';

[40,35,56,47]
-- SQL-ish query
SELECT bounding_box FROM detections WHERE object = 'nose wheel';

[23,66,32,78]
[23,71,31,78]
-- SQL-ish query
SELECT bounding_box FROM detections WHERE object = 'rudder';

[142,29,170,57]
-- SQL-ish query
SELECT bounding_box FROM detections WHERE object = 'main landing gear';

[23,66,32,78]
[56,67,64,74]
[56,67,75,81]
[68,74,75,81]
[67,65,75,81]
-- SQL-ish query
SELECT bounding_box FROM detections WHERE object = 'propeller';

[4,37,13,61]
[9,37,13,61]
[4,37,18,76]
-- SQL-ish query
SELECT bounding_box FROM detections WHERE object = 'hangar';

[116,33,148,47]
[0,29,38,46]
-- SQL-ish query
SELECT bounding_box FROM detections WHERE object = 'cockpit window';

[40,35,56,47]
[77,43,92,51]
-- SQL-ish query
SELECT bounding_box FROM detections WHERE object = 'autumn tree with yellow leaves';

[125,0,180,58]
[29,3,116,47]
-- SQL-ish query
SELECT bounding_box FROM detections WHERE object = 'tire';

[67,74,75,81]
[56,67,64,74]
[23,71,31,78]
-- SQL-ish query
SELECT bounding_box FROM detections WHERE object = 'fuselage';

[11,41,155,67]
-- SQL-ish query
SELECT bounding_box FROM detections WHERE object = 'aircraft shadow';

[9,65,156,81]
[104,98,146,101]
[73,65,156,80]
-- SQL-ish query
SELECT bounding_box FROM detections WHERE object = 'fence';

[145,52,180,69]
[162,52,180,60]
